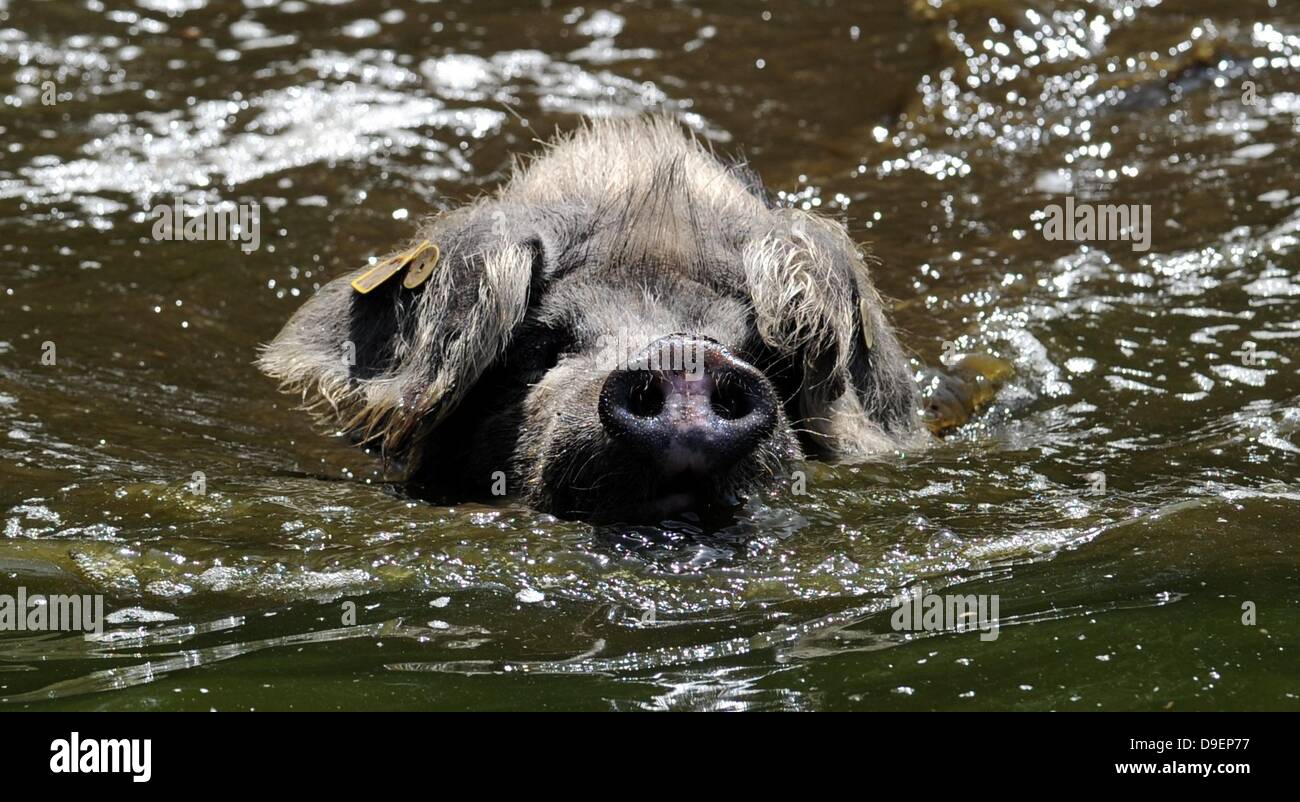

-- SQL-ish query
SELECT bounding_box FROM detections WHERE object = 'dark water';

[1,0,1297,710]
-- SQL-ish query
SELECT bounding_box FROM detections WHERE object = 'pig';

[259,117,926,520]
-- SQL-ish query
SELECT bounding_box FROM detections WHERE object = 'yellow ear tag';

[350,240,433,295]
[402,242,440,289]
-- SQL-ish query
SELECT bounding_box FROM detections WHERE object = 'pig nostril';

[598,337,779,472]
[710,377,753,421]
[626,376,665,418]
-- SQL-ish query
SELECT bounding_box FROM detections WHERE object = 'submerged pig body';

[260,118,924,519]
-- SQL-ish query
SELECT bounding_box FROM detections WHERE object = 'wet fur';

[259,117,922,518]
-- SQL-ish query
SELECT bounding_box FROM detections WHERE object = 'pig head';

[258,118,922,519]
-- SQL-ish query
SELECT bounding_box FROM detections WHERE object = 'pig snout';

[598,335,777,475]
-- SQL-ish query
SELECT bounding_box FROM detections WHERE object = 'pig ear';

[258,203,542,473]
[743,210,919,457]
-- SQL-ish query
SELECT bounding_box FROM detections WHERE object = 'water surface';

[1,0,1297,710]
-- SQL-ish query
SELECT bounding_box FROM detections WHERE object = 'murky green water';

[1,0,1297,710]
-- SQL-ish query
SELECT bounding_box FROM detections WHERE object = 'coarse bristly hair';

[258,116,924,515]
